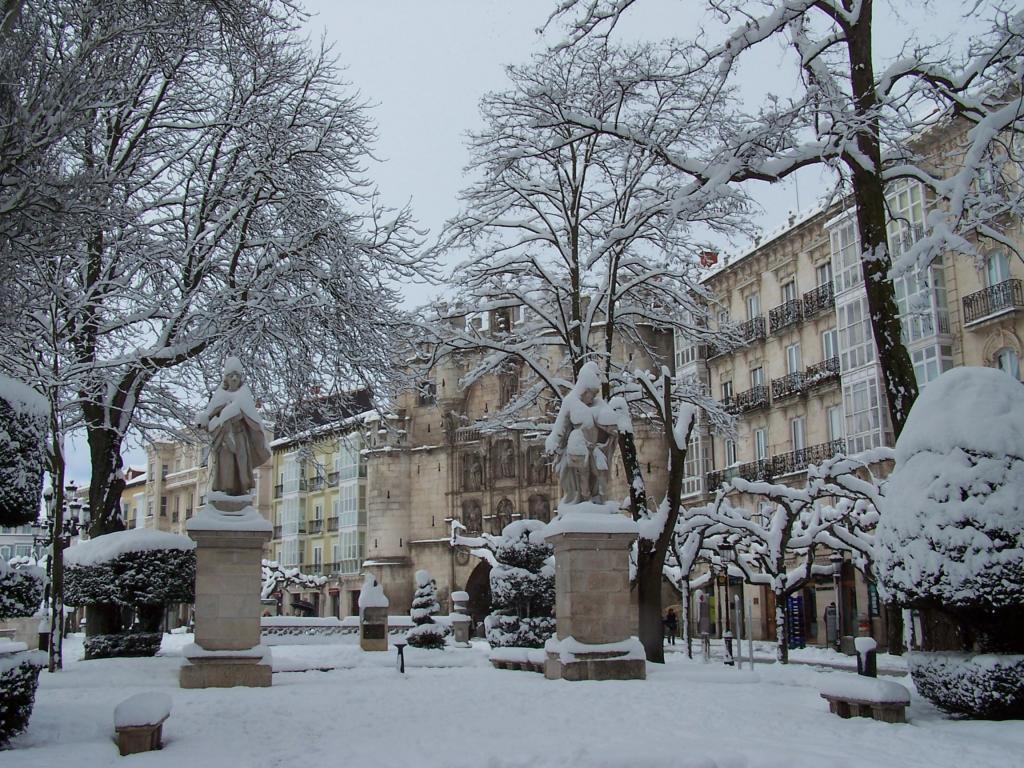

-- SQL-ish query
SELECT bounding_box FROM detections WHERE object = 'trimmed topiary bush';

[83,632,163,660]
[0,374,48,528]
[876,367,1024,718]
[0,560,46,621]
[910,653,1024,720]
[0,650,46,746]
[406,569,446,650]
[486,521,554,649]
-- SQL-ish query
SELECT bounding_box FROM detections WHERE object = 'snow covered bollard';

[114,692,172,755]
[450,590,471,648]
[819,676,910,723]
[358,574,389,651]
[855,637,878,678]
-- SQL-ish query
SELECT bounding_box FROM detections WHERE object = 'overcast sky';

[62,0,981,486]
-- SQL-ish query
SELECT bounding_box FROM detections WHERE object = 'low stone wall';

[260,615,455,640]
[0,617,41,650]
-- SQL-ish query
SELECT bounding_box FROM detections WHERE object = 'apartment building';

[677,158,1024,646]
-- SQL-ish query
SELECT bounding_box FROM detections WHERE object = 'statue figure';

[197,357,271,497]
[545,362,628,506]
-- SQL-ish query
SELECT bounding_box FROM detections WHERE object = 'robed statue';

[197,357,271,497]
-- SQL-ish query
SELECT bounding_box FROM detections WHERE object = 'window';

[996,348,1021,379]
[746,293,760,320]
[313,546,322,571]
[844,377,884,453]
[986,252,1011,287]
[721,380,733,401]
[912,344,953,387]
[754,428,768,460]
[886,180,925,261]
[816,261,833,288]
[821,328,838,361]
[750,366,765,387]
[314,503,322,521]
[830,218,862,294]
[718,309,730,327]
[724,439,737,466]
[790,417,806,451]
[786,343,802,374]
[781,280,797,302]
[159,496,167,517]
[827,405,845,443]
[837,296,875,371]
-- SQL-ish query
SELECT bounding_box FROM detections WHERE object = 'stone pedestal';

[360,606,389,651]
[180,508,273,689]
[543,524,645,682]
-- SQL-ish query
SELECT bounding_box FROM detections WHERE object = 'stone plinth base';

[451,615,472,647]
[180,655,272,688]
[359,607,389,651]
[545,652,647,681]
[543,524,644,682]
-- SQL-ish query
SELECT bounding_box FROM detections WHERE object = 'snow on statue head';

[876,366,1024,612]
[196,357,271,502]
[542,363,637,539]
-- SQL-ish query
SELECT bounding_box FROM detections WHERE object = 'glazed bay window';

[837,296,875,371]
[830,217,862,295]
[843,376,885,453]
[912,344,953,388]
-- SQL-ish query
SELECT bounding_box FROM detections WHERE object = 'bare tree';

[0,0,426,636]
[425,42,744,661]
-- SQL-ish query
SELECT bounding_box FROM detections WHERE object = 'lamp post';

[719,541,735,666]
[33,483,84,672]
[830,550,844,652]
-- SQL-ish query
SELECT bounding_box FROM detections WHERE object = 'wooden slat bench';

[820,692,907,723]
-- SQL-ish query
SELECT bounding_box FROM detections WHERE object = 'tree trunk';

[884,602,905,655]
[636,559,665,663]
[775,590,789,664]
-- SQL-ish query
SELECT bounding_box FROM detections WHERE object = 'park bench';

[114,692,172,756]
[819,676,910,723]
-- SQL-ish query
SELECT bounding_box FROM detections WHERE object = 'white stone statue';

[545,362,629,507]
[196,357,271,498]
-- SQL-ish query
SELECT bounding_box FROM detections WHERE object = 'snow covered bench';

[114,692,172,756]
[819,676,910,723]
[489,647,546,674]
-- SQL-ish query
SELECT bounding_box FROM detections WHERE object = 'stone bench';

[114,692,172,756]
[819,677,910,724]
[489,648,546,674]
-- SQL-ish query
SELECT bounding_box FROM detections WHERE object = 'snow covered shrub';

[83,632,163,660]
[486,521,554,649]
[64,529,195,655]
[910,652,1024,720]
[0,374,47,528]
[0,650,45,746]
[406,569,446,649]
[0,559,45,620]
[876,367,1024,718]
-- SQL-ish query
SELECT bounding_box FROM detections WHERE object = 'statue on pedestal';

[545,362,628,506]
[197,357,271,498]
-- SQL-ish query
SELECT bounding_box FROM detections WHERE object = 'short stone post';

[543,507,645,681]
[179,495,272,689]
[450,590,471,647]
[359,574,389,651]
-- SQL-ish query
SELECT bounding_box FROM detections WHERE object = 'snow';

[544,635,646,663]
[543,505,638,538]
[11,633,1023,767]
[181,643,270,661]
[64,528,195,567]
[357,574,389,612]
[0,373,47,417]
[113,692,172,728]
[187,507,272,532]
[818,675,911,704]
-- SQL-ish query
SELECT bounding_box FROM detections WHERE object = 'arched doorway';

[465,559,492,627]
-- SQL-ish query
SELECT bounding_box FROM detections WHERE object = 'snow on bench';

[114,692,172,756]
[819,675,910,723]
[489,646,547,673]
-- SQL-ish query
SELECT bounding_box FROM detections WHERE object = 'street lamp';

[830,550,844,651]
[719,541,735,666]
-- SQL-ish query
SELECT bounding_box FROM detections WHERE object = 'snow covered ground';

[7,634,1023,768]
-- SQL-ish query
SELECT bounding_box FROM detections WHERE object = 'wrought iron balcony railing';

[738,458,772,483]
[769,299,803,334]
[805,357,840,389]
[729,384,770,413]
[771,439,847,477]
[327,516,339,532]
[771,370,806,400]
[802,282,835,317]
[328,472,340,486]
[709,316,766,357]
[308,476,325,492]
[309,519,324,534]
[273,525,282,539]
[273,484,283,499]
[963,278,1024,325]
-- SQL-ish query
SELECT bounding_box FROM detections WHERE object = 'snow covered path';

[7,635,1022,768]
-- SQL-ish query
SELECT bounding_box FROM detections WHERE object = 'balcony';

[328,472,339,487]
[771,371,806,401]
[726,384,770,414]
[771,439,847,477]
[300,564,323,576]
[805,357,840,389]
[308,476,325,492]
[309,519,324,534]
[802,282,835,317]
[963,278,1024,326]
[709,316,766,357]
[273,484,283,499]
[769,299,803,334]
[273,525,282,539]
[327,516,339,532]
[737,458,772,482]
[455,427,482,443]
[325,561,340,574]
